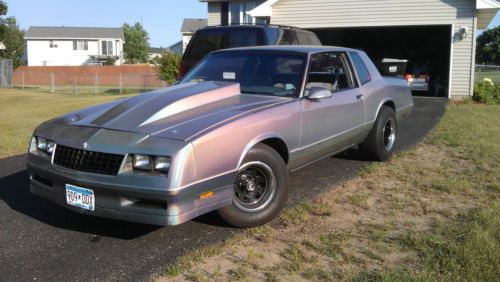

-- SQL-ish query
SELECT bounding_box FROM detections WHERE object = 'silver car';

[26,46,413,227]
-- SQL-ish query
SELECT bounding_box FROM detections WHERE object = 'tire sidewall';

[218,144,288,228]
[374,107,397,161]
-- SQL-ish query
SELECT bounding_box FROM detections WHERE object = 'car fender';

[237,132,288,169]
[373,97,396,122]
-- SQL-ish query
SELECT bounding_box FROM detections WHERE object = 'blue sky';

[6,0,500,47]
[7,0,207,47]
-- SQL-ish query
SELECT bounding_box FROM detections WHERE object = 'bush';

[153,52,181,85]
[473,78,500,104]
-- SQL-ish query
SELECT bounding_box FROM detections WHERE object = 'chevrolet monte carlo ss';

[27,46,413,227]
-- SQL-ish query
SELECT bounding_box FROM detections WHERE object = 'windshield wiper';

[241,90,276,95]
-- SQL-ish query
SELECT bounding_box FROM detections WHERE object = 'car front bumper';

[26,153,234,226]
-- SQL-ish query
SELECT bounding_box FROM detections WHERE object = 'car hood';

[52,81,290,141]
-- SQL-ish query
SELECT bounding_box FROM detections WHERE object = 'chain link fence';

[0,59,13,87]
[12,69,168,95]
[475,65,500,84]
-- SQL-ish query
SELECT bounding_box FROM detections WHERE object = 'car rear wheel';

[360,106,397,161]
[218,144,288,228]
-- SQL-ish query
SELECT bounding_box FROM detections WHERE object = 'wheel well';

[383,100,396,111]
[260,138,289,164]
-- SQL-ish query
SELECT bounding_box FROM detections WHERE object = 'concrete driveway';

[0,97,446,281]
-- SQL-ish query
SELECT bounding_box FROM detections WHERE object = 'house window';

[49,40,58,48]
[101,41,113,55]
[228,1,264,24]
[73,40,89,51]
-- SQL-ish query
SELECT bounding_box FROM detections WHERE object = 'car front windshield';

[181,51,306,97]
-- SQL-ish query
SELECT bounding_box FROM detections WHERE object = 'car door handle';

[356,94,364,99]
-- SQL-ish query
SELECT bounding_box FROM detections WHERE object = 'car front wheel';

[218,144,288,228]
[360,106,397,161]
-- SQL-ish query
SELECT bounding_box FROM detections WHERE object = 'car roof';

[212,45,361,55]
[199,24,318,32]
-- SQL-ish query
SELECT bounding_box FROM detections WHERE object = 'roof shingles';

[24,26,124,39]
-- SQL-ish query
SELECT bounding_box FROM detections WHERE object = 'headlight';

[131,154,171,174]
[47,141,55,154]
[154,156,171,172]
[37,137,47,151]
[133,154,151,170]
[33,136,56,156]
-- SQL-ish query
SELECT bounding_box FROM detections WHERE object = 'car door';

[297,52,365,162]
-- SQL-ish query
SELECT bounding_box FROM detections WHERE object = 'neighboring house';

[200,0,500,99]
[180,18,208,52]
[167,41,183,55]
[149,47,167,60]
[24,26,124,66]
[148,42,183,60]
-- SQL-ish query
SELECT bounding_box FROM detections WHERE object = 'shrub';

[153,52,181,85]
[473,78,500,104]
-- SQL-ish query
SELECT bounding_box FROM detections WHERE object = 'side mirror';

[307,87,333,101]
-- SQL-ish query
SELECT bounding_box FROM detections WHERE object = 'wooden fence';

[12,65,164,87]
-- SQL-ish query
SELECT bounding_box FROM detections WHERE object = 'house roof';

[149,47,167,54]
[180,19,208,33]
[24,26,124,40]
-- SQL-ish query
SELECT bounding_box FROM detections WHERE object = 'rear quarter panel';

[359,52,414,123]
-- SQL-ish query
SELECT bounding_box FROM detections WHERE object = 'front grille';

[53,145,124,176]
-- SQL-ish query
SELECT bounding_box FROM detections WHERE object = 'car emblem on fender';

[83,142,88,149]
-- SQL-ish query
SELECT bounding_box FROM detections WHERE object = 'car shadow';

[0,169,161,239]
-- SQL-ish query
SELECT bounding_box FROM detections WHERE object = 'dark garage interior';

[311,25,452,97]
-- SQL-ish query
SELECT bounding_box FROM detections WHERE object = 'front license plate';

[65,184,95,211]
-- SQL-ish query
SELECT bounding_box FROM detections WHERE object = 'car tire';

[218,143,289,228]
[360,106,397,162]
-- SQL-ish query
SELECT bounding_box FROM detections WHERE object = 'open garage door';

[312,25,452,97]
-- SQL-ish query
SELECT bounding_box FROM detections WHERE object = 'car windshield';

[181,51,306,97]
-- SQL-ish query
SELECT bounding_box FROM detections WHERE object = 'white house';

[181,19,208,52]
[24,26,124,66]
[200,0,500,99]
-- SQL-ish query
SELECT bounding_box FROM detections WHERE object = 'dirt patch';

[157,142,491,282]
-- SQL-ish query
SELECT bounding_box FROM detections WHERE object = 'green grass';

[372,202,500,282]
[359,103,500,281]
[0,88,135,158]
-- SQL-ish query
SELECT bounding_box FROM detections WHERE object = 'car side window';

[295,31,311,45]
[305,52,355,96]
[349,52,372,85]
[187,30,225,60]
[226,29,261,48]
[278,30,299,45]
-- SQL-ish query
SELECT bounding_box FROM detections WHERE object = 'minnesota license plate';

[65,184,95,211]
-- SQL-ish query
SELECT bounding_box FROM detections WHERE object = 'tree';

[123,22,150,64]
[153,52,180,85]
[476,25,500,65]
[0,1,6,16]
[0,1,25,68]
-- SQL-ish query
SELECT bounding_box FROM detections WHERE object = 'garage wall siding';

[208,2,222,26]
[271,0,476,97]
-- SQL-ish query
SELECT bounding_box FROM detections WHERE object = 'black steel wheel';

[218,144,288,228]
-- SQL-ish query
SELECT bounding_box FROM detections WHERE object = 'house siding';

[26,38,124,66]
[271,0,476,97]
[208,2,222,25]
